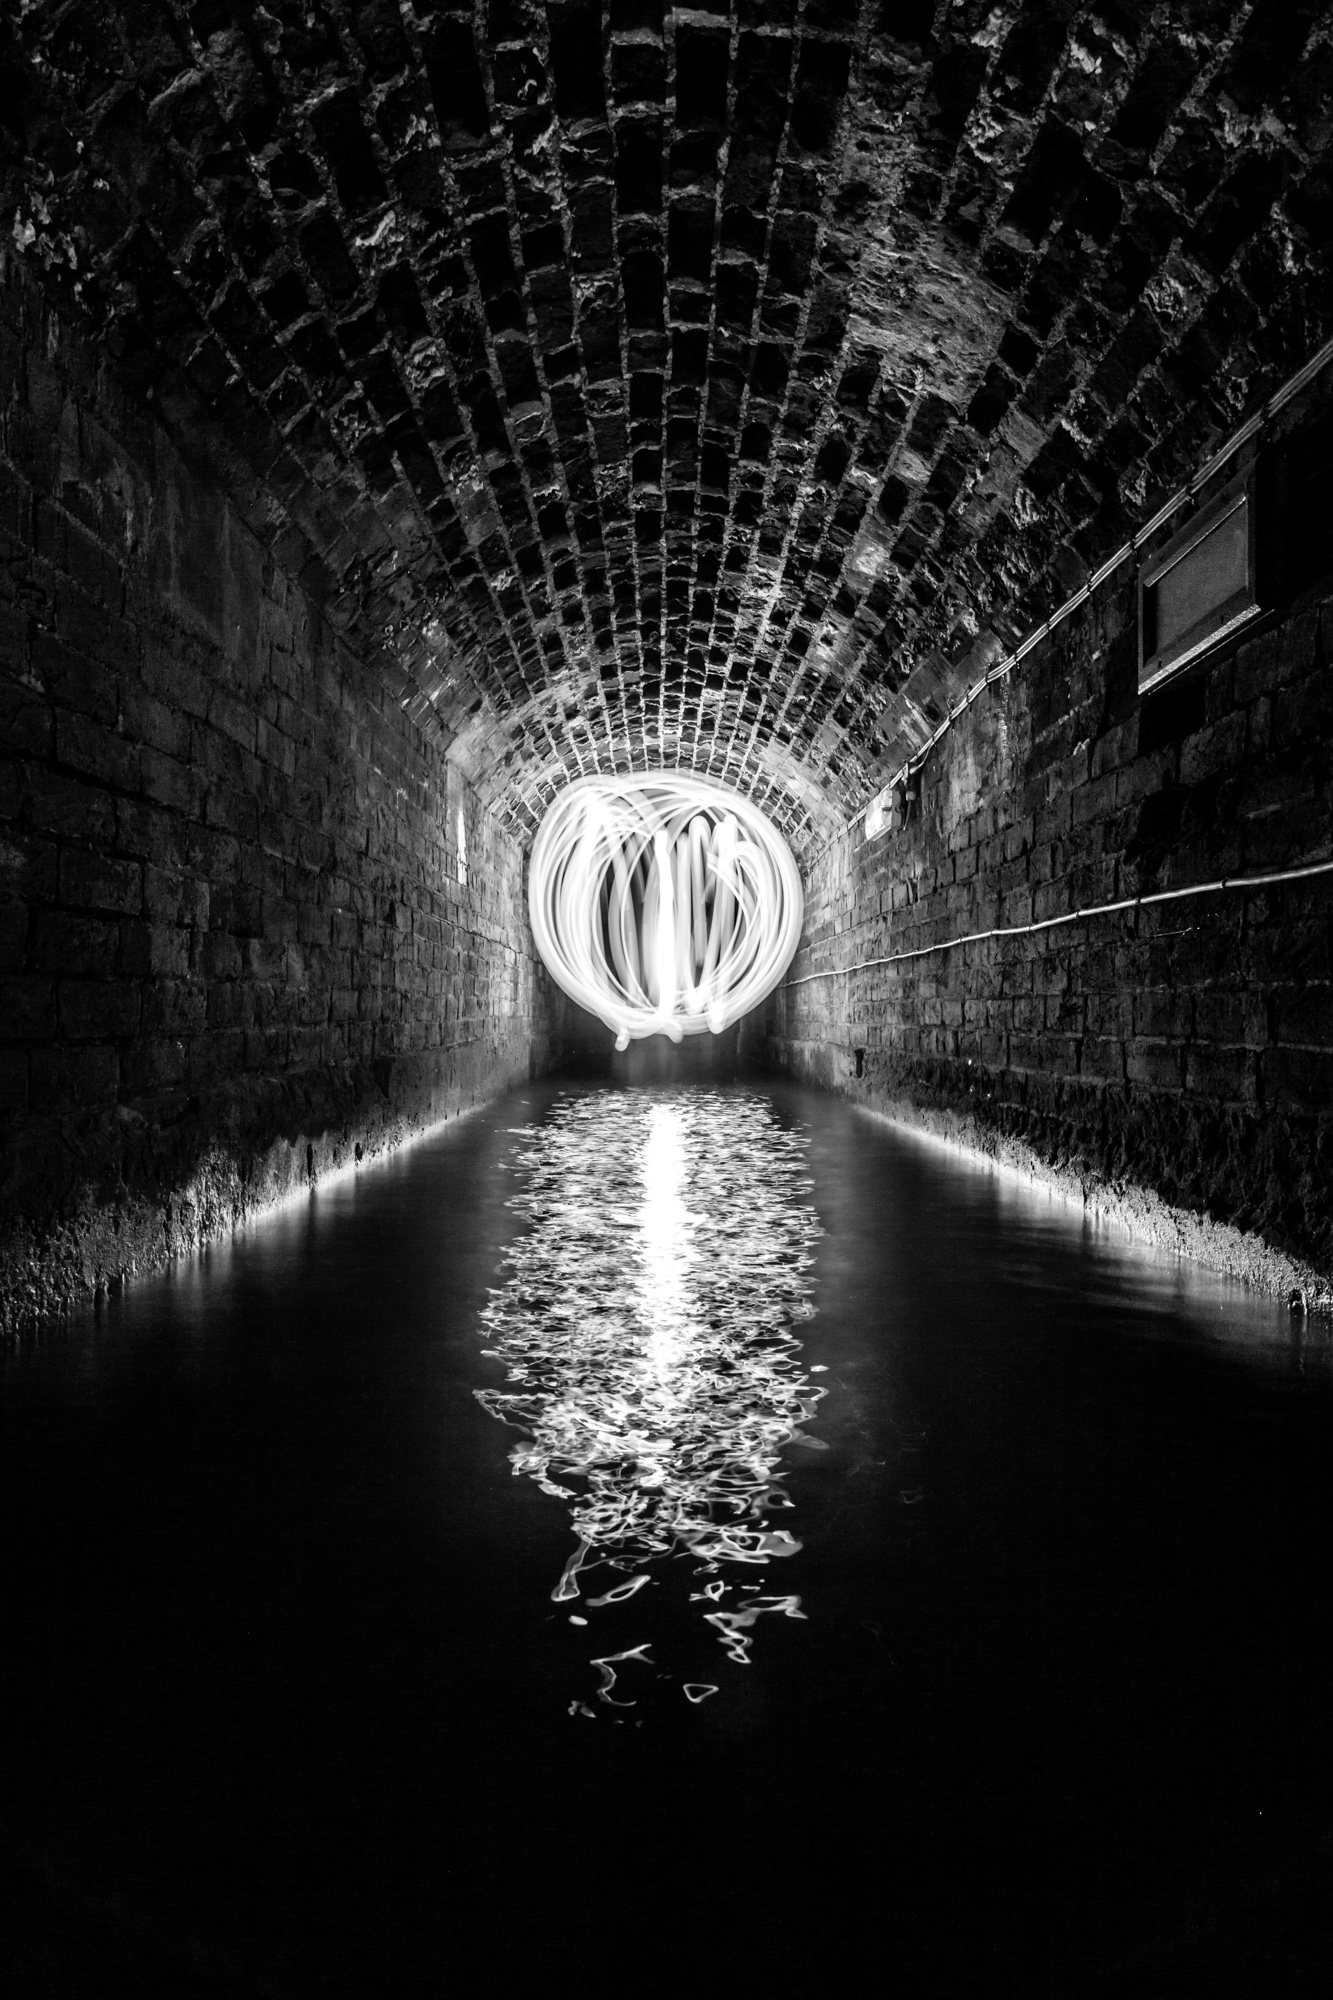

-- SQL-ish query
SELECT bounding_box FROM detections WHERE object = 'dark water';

[3,1076,1332,1996]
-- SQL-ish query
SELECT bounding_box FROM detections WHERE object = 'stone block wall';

[0,256,562,1331]
[762,375,1333,1292]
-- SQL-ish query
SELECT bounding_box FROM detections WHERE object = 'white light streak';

[475,1089,823,1708]
[527,773,804,1048]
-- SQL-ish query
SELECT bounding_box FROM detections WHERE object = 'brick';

[1233,612,1321,705]
[208,687,258,754]
[117,797,187,869]
[142,748,206,818]
[120,920,191,979]
[1083,1034,1127,1082]
[140,643,209,721]
[206,783,259,841]
[28,1043,119,1111]
[1125,1040,1182,1090]
[244,936,287,981]
[30,632,120,724]
[1091,718,1136,779]
[187,827,241,882]
[54,710,141,792]
[1087,992,1133,1038]
[60,849,142,915]
[28,769,117,846]
[1114,748,1176,810]
[186,1028,245,1086]
[243,1026,286,1069]
[120,685,192,762]
[120,1036,188,1095]
[0,975,57,1039]
[1276,984,1333,1048]
[59,978,141,1039]
[0,1047,27,1112]
[139,978,208,1035]
[1179,712,1246,786]
[1130,986,1188,1040]
[199,931,242,980]
[210,884,263,936]
[0,900,25,972]
[206,981,250,1029]
[1185,1044,1257,1104]
[29,910,119,976]
[143,865,209,929]
[1260,1047,1333,1117]
[0,828,59,907]
[0,680,55,759]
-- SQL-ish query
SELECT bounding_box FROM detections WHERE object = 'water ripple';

[476,1088,822,1711]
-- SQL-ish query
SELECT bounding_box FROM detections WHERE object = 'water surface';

[2,1077,1331,1995]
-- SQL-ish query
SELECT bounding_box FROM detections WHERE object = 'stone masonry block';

[0,901,25,972]
[59,979,141,1039]
[1259,1046,1333,1117]
[55,708,141,792]
[143,864,209,929]
[1185,1044,1257,1104]
[28,769,117,846]
[1179,711,1246,786]
[117,798,186,869]
[139,978,208,1035]
[1125,1039,1181,1089]
[0,1047,28,1112]
[28,1042,119,1111]
[30,632,120,726]
[29,910,118,976]
[60,848,142,915]
[0,974,57,1039]
[1277,983,1333,1048]
[142,748,207,818]
[0,681,55,760]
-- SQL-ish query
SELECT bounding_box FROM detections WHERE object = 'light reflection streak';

[476,1089,822,1712]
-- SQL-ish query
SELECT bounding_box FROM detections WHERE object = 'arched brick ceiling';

[5,2,1333,857]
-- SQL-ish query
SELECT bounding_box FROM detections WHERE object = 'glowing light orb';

[528,773,804,1047]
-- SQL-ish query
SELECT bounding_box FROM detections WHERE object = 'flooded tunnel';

[4,2,1333,1990]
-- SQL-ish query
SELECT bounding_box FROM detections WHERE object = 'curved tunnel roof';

[6,1,1333,857]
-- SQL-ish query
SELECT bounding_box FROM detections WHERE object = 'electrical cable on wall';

[785,855,1333,989]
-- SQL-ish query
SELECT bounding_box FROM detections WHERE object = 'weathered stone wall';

[763,376,1333,1296]
[0,255,563,1331]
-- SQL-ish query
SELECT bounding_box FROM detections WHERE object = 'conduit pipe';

[784,854,1333,988]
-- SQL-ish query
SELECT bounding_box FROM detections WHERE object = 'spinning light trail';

[528,773,804,1047]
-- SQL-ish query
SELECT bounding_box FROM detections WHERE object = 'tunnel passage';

[3,2,1333,1323]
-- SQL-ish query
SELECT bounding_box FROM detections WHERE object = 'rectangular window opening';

[1138,469,1261,695]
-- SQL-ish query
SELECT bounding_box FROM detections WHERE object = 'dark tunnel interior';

[2,3,1333,1992]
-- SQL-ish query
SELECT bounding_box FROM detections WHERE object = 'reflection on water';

[476,1088,822,1712]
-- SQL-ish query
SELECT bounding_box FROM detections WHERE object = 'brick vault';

[5,1,1333,858]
